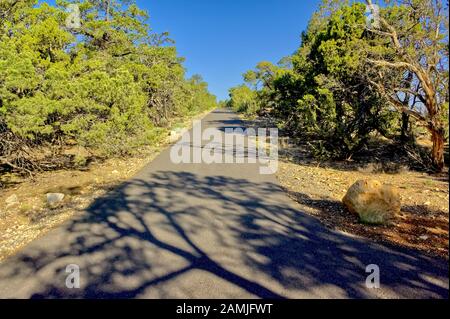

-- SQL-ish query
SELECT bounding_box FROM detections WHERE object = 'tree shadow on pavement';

[0,171,448,298]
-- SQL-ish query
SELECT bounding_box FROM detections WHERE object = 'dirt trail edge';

[0,109,448,298]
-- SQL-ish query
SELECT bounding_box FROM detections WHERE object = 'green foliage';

[182,75,217,115]
[282,2,393,158]
[228,0,432,161]
[227,85,259,115]
[0,0,216,171]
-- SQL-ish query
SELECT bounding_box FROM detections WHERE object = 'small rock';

[419,235,429,240]
[5,194,19,205]
[170,129,178,136]
[169,130,181,142]
[46,193,65,205]
[424,201,431,206]
[169,128,187,143]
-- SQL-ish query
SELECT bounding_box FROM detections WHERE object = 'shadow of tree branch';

[0,171,448,298]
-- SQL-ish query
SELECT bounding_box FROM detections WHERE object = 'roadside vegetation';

[228,0,448,172]
[228,0,449,257]
[0,0,216,260]
[0,0,217,182]
[0,0,448,261]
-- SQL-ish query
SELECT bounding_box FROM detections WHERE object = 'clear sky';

[41,0,322,100]
[138,0,322,100]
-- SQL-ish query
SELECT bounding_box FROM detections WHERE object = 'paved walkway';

[0,109,448,298]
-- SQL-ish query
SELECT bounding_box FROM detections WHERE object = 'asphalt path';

[0,109,448,298]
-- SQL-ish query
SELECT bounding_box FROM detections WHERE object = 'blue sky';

[140,0,322,100]
[41,0,322,100]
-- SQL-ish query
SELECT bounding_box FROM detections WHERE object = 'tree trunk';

[400,112,410,143]
[400,72,413,144]
[105,0,110,21]
[431,127,445,171]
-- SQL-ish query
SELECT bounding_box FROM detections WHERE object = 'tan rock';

[342,179,401,225]
[5,194,19,205]
[46,193,65,206]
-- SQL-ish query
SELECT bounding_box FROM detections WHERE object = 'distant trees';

[228,0,448,171]
[0,0,216,173]
[227,85,258,115]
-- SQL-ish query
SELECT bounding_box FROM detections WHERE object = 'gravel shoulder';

[276,158,449,259]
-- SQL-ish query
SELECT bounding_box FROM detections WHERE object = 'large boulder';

[342,179,401,225]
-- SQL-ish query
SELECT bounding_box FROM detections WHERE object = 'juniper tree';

[365,0,449,171]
